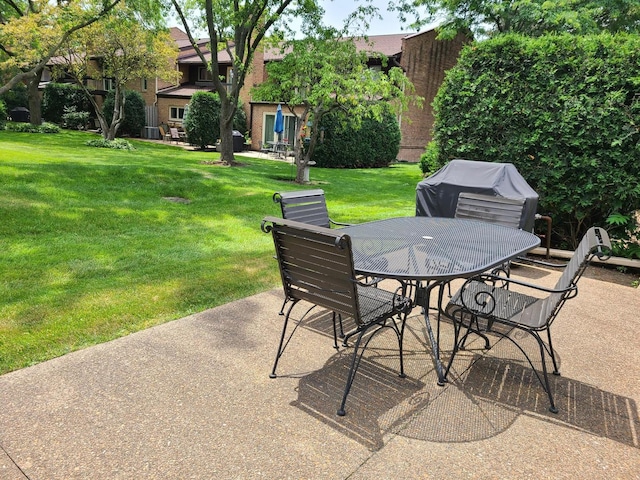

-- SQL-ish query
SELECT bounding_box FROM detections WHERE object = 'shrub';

[233,101,248,136]
[429,33,640,249]
[42,83,91,124]
[183,91,220,149]
[313,106,401,168]
[62,107,90,130]
[0,100,6,130]
[5,122,60,133]
[85,138,135,150]
[0,84,28,112]
[103,90,145,137]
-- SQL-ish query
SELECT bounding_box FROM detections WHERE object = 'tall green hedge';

[42,83,91,124]
[103,90,146,137]
[313,106,401,168]
[183,91,220,150]
[0,100,7,130]
[427,33,640,248]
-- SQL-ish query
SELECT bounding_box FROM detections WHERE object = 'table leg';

[416,281,447,385]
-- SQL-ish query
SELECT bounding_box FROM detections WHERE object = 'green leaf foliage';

[0,83,27,112]
[42,83,92,124]
[103,90,146,137]
[183,91,221,150]
[0,100,6,129]
[429,33,640,248]
[313,106,402,168]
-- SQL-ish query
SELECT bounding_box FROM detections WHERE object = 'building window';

[103,78,115,91]
[170,107,185,121]
[263,112,297,146]
[198,67,213,81]
[141,78,148,91]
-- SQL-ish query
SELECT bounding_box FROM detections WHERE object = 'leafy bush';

[5,122,60,133]
[85,138,135,150]
[183,91,220,149]
[0,84,28,112]
[103,90,145,137]
[62,107,90,130]
[0,100,6,130]
[42,83,91,124]
[429,33,640,249]
[233,101,248,136]
[313,106,401,168]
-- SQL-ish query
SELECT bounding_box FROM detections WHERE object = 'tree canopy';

[168,0,322,164]
[253,24,419,182]
[55,7,178,139]
[391,0,640,39]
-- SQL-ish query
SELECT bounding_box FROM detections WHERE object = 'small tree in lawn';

[169,0,322,165]
[183,91,220,150]
[0,0,123,125]
[56,7,178,140]
[253,24,419,183]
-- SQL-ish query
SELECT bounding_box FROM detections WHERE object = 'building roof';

[263,32,412,61]
[157,83,214,98]
[169,27,425,65]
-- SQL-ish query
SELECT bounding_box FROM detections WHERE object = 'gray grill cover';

[416,159,539,231]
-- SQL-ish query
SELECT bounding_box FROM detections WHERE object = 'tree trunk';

[104,87,125,140]
[27,67,44,125]
[296,107,322,184]
[218,100,236,164]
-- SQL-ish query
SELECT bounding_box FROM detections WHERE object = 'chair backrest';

[169,127,180,139]
[262,216,361,322]
[273,190,331,228]
[522,226,611,328]
[158,126,166,137]
[455,192,525,229]
[553,226,611,292]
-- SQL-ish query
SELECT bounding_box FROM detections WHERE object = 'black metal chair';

[443,226,611,413]
[273,189,351,228]
[261,216,412,416]
[454,192,526,229]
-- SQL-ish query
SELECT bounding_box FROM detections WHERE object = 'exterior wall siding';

[398,31,469,162]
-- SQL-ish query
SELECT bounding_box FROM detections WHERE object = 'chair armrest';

[330,218,353,227]
[515,256,567,269]
[471,273,577,295]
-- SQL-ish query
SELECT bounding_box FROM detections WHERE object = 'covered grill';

[416,159,539,231]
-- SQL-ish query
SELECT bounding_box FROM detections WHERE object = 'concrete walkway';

[1,263,638,479]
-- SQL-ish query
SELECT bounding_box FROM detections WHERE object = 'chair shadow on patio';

[459,353,640,448]
[292,353,427,451]
[399,333,640,449]
[284,308,425,450]
[294,310,639,450]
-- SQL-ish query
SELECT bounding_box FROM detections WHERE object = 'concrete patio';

[1,261,638,479]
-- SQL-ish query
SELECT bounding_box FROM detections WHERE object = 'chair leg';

[337,315,407,416]
[546,327,560,375]
[337,330,366,416]
[533,332,558,413]
[269,299,299,378]
[331,312,340,350]
[444,308,467,380]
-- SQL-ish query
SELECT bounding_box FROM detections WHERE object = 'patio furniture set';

[261,162,612,417]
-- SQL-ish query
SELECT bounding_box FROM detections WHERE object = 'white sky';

[169,1,437,38]
[318,0,430,36]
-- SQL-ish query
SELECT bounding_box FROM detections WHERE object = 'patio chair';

[455,192,528,278]
[169,127,182,144]
[273,189,352,228]
[261,216,412,416]
[443,226,611,413]
[158,125,171,142]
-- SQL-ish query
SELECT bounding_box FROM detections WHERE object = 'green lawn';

[0,129,423,374]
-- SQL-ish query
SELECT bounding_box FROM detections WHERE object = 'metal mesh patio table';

[342,217,540,383]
